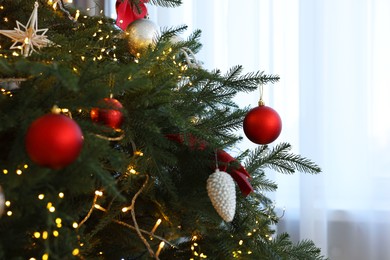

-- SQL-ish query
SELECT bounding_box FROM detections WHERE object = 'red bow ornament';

[166,133,254,197]
[216,149,253,197]
[116,0,149,31]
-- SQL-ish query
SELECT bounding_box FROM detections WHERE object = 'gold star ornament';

[0,2,51,57]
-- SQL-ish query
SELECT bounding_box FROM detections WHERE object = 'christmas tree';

[0,0,325,259]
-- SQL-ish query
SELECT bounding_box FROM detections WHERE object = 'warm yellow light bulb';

[75,10,80,21]
[72,248,80,256]
[58,192,64,198]
[42,253,49,260]
[94,204,106,211]
[38,194,45,200]
[135,151,144,156]
[72,222,79,229]
[33,232,41,238]
[156,242,165,257]
[2,169,8,174]
[151,218,162,233]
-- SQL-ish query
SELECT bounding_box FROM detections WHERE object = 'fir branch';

[224,65,245,84]
[148,0,182,8]
[271,233,327,260]
[185,29,203,52]
[251,172,278,192]
[117,0,182,13]
[246,143,321,175]
[261,73,281,84]
[221,65,263,92]
[159,25,188,40]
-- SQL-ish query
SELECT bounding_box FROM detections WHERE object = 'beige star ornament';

[0,2,51,57]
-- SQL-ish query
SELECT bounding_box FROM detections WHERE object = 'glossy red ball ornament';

[243,104,282,145]
[25,114,84,169]
[90,98,124,130]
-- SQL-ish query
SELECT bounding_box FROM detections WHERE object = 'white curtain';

[102,1,390,259]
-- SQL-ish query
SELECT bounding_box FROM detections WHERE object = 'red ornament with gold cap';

[25,108,84,169]
[90,97,124,130]
[243,86,282,145]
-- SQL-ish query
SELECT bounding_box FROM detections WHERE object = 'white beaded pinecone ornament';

[206,169,236,222]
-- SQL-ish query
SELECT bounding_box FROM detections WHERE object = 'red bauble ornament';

[25,114,84,169]
[90,98,124,130]
[243,104,282,145]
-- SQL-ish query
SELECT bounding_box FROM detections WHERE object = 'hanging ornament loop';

[258,83,265,106]
[214,149,219,171]
[109,73,115,98]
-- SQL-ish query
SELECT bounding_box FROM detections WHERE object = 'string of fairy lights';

[0,1,280,259]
